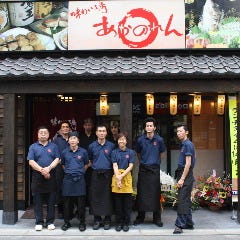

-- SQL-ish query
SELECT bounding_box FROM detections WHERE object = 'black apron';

[62,174,86,196]
[31,170,56,194]
[137,164,160,212]
[175,166,194,215]
[90,169,113,216]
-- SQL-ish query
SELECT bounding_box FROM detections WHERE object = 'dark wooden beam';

[120,93,132,148]
[0,78,240,94]
[2,94,18,224]
[237,92,240,223]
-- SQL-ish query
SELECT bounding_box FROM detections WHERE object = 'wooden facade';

[0,52,239,224]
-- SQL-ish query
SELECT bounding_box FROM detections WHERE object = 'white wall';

[170,149,224,178]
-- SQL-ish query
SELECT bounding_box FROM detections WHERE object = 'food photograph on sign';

[0,1,68,51]
[185,0,240,49]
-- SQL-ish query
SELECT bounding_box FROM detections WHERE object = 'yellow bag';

[112,169,133,193]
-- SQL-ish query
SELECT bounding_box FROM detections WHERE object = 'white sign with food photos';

[1,0,240,52]
[68,0,185,50]
[0,2,68,51]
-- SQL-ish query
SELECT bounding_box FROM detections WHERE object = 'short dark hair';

[110,120,119,128]
[83,118,93,124]
[60,121,71,128]
[176,123,188,132]
[117,132,128,141]
[144,117,157,127]
[96,124,107,131]
[37,126,49,132]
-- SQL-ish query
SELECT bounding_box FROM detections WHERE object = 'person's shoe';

[122,224,129,232]
[35,224,43,231]
[153,219,163,227]
[47,224,55,230]
[115,225,122,232]
[133,218,144,225]
[61,222,71,231]
[79,223,86,232]
[173,226,183,234]
[93,221,101,230]
[103,222,111,230]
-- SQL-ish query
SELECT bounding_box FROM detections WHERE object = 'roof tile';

[0,55,239,78]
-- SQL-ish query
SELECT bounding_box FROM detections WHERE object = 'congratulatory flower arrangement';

[133,169,232,211]
[193,171,232,209]
[160,170,178,208]
[160,170,232,211]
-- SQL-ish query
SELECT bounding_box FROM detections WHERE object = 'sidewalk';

[0,208,239,236]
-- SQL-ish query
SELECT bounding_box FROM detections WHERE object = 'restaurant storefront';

[0,0,239,224]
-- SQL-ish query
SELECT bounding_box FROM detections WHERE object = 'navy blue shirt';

[79,132,96,150]
[88,140,115,170]
[178,139,196,168]
[111,147,135,169]
[61,146,89,175]
[136,134,165,166]
[52,134,69,154]
[27,141,60,167]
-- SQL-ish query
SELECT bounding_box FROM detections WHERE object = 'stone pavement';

[0,208,239,236]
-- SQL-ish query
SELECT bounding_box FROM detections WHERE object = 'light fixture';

[193,94,201,115]
[146,93,154,115]
[170,94,177,115]
[100,94,108,115]
[57,94,73,102]
[217,95,225,115]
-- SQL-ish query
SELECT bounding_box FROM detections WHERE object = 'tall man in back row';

[134,117,165,227]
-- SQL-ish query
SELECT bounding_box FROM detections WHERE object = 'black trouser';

[63,196,86,223]
[33,192,56,225]
[55,165,64,214]
[85,167,92,207]
[137,210,161,221]
[114,193,132,225]
[94,215,111,223]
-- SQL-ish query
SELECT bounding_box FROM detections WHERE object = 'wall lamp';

[170,94,178,115]
[193,94,201,115]
[100,94,109,115]
[217,95,225,115]
[146,93,154,115]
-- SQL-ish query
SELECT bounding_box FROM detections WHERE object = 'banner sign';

[68,1,185,49]
[0,0,240,52]
[228,96,238,202]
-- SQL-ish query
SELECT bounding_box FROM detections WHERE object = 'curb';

[0,228,239,236]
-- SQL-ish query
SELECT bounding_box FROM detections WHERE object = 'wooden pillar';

[2,94,18,224]
[237,92,240,223]
[120,93,132,148]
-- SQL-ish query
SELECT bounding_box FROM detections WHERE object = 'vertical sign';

[228,96,238,202]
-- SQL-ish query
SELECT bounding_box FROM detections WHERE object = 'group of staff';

[27,117,196,234]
